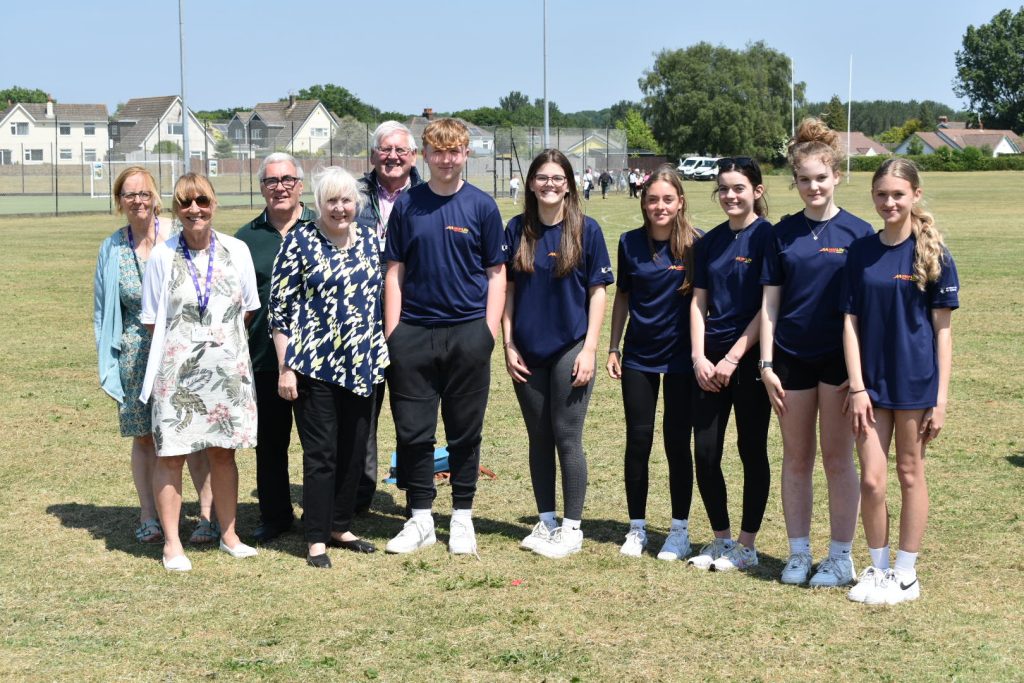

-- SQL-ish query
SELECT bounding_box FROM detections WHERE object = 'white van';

[690,157,721,181]
[677,156,701,178]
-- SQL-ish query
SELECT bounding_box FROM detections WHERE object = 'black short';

[773,347,847,390]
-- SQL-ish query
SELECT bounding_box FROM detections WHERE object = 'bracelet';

[608,348,621,355]
[722,356,739,365]
[503,341,513,349]
[849,388,867,395]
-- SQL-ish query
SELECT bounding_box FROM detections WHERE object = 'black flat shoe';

[252,519,293,544]
[329,537,376,553]
[306,553,332,569]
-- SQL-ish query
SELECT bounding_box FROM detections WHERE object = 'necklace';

[804,212,834,241]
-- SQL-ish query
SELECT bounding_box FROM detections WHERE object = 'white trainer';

[780,552,813,585]
[864,569,921,605]
[688,538,735,570]
[385,517,436,554]
[710,544,758,572]
[520,521,556,551]
[533,527,583,559]
[847,566,886,603]
[619,526,648,557]
[448,518,477,555]
[809,555,856,587]
[657,529,691,561]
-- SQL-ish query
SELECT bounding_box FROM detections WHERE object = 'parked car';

[677,156,701,178]
[690,157,721,181]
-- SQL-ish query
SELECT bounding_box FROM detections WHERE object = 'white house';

[226,97,339,155]
[0,100,109,165]
[109,95,216,161]
[894,126,1024,157]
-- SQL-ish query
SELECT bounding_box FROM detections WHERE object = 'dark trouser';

[512,339,591,521]
[621,367,694,520]
[355,384,387,510]
[693,347,772,534]
[386,318,494,510]
[601,183,609,198]
[293,374,373,544]
[253,370,295,526]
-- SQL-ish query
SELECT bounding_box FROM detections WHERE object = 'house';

[0,100,109,165]
[226,97,338,156]
[893,122,1024,157]
[109,95,216,162]
[836,131,889,157]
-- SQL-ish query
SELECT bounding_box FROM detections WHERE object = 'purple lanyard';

[180,233,216,320]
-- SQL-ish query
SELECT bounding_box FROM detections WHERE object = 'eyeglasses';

[177,195,212,209]
[716,157,755,171]
[261,175,300,190]
[533,174,567,186]
[120,191,154,201]
[376,146,413,157]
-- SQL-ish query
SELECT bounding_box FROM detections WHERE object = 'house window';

[59,123,71,135]
[251,128,264,140]
[84,122,96,135]
[166,122,183,135]
[233,128,244,141]
[1,149,13,165]
[59,148,73,160]
[24,148,44,162]
[83,149,97,162]
[10,122,28,135]
[311,127,328,137]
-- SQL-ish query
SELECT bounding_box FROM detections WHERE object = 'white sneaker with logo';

[384,517,436,554]
[657,529,691,561]
[533,527,583,559]
[710,544,758,572]
[619,526,648,557]
[864,569,921,605]
[809,554,856,587]
[687,538,735,570]
[847,566,886,603]
[520,521,556,551]
[780,552,813,585]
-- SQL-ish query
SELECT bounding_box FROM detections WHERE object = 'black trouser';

[621,367,694,520]
[386,318,494,510]
[693,347,771,534]
[253,370,295,527]
[355,384,387,510]
[293,374,373,544]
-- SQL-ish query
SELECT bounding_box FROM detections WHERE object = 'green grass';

[1,172,1022,681]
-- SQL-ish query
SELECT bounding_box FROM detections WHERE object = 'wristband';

[608,348,621,355]
[849,388,867,395]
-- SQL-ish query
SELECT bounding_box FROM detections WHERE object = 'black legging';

[692,347,771,534]
[621,367,694,520]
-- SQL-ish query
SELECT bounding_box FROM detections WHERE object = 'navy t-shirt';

[616,227,700,374]
[384,182,507,325]
[761,208,874,359]
[692,217,772,356]
[506,215,613,366]
[842,234,959,409]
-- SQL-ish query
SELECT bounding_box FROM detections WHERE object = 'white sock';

[630,519,646,530]
[894,549,918,577]
[829,539,853,559]
[538,511,557,529]
[410,508,433,524]
[451,508,472,522]
[562,518,581,531]
[869,545,890,570]
[789,536,811,556]
[670,518,688,532]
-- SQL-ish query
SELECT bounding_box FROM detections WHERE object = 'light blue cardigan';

[93,228,127,402]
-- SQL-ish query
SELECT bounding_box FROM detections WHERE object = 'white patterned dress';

[144,233,258,457]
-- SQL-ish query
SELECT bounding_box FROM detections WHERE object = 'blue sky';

[2,1,1013,114]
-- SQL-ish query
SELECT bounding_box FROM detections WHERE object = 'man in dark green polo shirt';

[235,152,315,543]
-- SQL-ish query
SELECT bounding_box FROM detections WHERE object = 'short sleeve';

[232,238,260,311]
[480,202,508,268]
[584,219,613,287]
[141,242,169,325]
[929,248,960,310]
[504,217,522,281]
[382,198,406,263]
[268,229,304,334]
[692,235,709,290]
[760,230,782,286]
[615,236,632,294]
[840,244,861,315]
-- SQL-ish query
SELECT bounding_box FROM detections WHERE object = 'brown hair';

[172,173,218,214]
[513,149,583,277]
[113,166,162,216]
[872,158,946,291]
[641,164,698,295]
[788,117,844,176]
[422,117,470,151]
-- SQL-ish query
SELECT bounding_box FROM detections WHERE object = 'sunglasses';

[177,195,212,209]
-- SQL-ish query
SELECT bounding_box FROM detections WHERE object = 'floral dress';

[151,238,257,456]
[116,228,152,437]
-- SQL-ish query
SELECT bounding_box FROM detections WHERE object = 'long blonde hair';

[872,158,946,291]
[640,164,698,295]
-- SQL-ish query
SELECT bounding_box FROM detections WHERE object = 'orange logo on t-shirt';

[734,256,752,264]
[818,247,846,254]
[446,225,469,234]
[547,251,559,257]
[893,273,918,282]
[667,264,685,271]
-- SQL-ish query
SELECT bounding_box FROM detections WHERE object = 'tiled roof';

[836,132,889,156]
[4,102,108,122]
[253,100,321,148]
[110,96,178,156]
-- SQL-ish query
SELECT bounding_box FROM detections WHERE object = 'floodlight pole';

[847,55,853,182]
[178,0,191,171]
[543,0,550,148]
[790,57,795,137]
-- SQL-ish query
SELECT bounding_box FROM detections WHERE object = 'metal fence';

[0,125,631,216]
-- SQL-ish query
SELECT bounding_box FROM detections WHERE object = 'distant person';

[235,152,314,544]
[270,167,388,568]
[760,119,874,589]
[382,118,507,555]
[504,149,612,558]
[141,174,260,571]
[628,169,639,197]
[606,165,700,560]
[843,158,959,605]
[509,174,521,203]
[598,169,612,199]
[354,121,424,514]
[583,167,594,200]
[93,166,214,548]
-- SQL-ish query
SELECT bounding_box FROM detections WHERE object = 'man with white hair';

[235,152,315,543]
[353,121,424,514]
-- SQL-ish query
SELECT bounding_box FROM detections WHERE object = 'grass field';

[1,172,1022,681]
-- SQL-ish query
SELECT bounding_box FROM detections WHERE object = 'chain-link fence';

[0,124,631,215]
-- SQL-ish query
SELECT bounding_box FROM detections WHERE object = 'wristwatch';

[757,360,773,372]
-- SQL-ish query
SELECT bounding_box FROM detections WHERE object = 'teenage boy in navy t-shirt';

[382,118,507,555]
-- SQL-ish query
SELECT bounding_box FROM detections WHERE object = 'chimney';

[422,107,433,120]
[45,96,54,119]
[288,94,296,109]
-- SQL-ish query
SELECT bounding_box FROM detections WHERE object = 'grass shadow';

[1005,453,1024,468]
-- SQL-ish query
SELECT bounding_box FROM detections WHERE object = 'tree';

[616,109,661,153]
[214,137,234,159]
[954,7,1024,132]
[821,95,846,131]
[329,115,370,157]
[640,42,805,159]
[293,84,378,123]
[152,140,182,154]
[0,86,49,105]
[499,90,531,114]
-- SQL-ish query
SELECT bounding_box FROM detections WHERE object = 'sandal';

[135,518,164,544]
[189,518,221,544]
